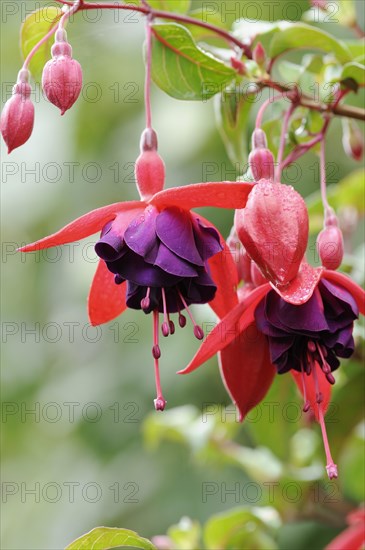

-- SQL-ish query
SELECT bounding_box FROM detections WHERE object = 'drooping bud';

[0,69,34,153]
[235,180,309,286]
[42,29,82,115]
[317,213,344,270]
[342,118,364,161]
[248,129,275,181]
[253,42,266,67]
[135,128,165,200]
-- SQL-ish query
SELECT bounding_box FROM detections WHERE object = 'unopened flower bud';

[135,128,165,200]
[317,216,344,270]
[249,129,275,181]
[230,56,246,75]
[0,69,34,153]
[342,118,364,161]
[42,29,82,115]
[235,180,308,286]
[253,42,266,66]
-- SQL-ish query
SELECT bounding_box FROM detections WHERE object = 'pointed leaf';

[272,263,324,305]
[19,203,143,252]
[88,260,127,326]
[340,62,365,88]
[20,7,62,80]
[65,527,156,550]
[151,182,253,210]
[219,323,276,421]
[179,285,270,374]
[323,270,365,315]
[269,23,352,64]
[151,23,236,100]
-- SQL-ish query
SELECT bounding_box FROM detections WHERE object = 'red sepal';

[219,324,276,421]
[198,214,239,319]
[272,263,324,305]
[323,270,365,315]
[325,522,365,550]
[19,202,144,252]
[88,260,127,326]
[179,284,270,374]
[291,364,331,420]
[150,182,253,211]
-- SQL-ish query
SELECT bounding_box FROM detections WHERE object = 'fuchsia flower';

[180,151,365,478]
[19,129,253,410]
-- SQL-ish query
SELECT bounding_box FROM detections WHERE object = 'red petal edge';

[150,182,253,211]
[272,263,324,305]
[219,323,276,421]
[88,260,127,326]
[323,270,365,316]
[179,284,270,374]
[19,202,144,252]
[198,214,239,319]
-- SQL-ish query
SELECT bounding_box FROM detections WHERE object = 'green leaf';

[151,23,236,100]
[340,422,365,502]
[269,23,352,64]
[344,40,365,60]
[340,62,365,87]
[65,527,156,550]
[167,518,202,550]
[204,507,281,550]
[214,85,254,165]
[20,7,62,80]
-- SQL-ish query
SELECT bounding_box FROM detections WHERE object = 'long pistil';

[152,310,166,411]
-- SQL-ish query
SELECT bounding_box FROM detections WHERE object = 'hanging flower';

[180,260,365,479]
[19,134,253,410]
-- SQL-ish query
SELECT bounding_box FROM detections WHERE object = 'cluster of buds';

[1,28,82,153]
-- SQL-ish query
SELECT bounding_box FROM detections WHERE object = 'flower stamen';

[152,310,166,411]
[178,290,204,340]
[300,361,311,412]
[141,287,151,311]
[161,288,170,337]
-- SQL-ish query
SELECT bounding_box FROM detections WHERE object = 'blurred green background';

[1,1,364,549]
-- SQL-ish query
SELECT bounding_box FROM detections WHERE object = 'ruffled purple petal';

[123,205,159,258]
[154,242,199,277]
[192,217,223,261]
[156,207,204,266]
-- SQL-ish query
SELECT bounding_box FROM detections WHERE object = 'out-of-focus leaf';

[278,61,303,83]
[151,23,236,100]
[204,507,281,550]
[65,527,156,550]
[185,8,230,42]
[344,40,365,60]
[20,7,62,80]
[133,0,191,13]
[269,24,352,63]
[277,521,341,550]
[221,444,284,482]
[214,85,254,165]
[340,422,365,502]
[233,20,288,52]
[340,62,365,87]
[303,0,356,27]
[307,169,365,233]
[167,517,202,550]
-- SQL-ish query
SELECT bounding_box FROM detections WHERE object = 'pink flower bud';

[0,69,34,153]
[317,217,344,270]
[235,180,308,286]
[342,118,364,161]
[135,128,165,200]
[230,56,246,75]
[249,129,275,181]
[42,29,82,115]
[253,42,266,66]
